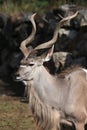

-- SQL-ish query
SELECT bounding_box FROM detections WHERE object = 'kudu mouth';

[16,75,33,81]
[15,73,29,81]
[15,65,33,81]
[15,74,22,81]
[14,72,22,81]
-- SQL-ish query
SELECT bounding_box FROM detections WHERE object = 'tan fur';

[57,65,82,78]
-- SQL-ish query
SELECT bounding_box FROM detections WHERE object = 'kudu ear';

[44,45,54,62]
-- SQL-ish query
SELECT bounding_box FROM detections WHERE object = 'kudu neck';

[33,65,55,84]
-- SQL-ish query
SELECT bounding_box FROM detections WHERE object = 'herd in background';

[0,4,87,96]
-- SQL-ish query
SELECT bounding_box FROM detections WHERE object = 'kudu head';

[16,12,78,81]
[16,45,54,81]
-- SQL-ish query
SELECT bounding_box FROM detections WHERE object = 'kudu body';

[16,12,87,130]
[17,48,87,130]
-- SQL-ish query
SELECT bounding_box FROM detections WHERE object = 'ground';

[0,80,39,130]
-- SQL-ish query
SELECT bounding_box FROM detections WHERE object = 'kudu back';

[16,12,87,130]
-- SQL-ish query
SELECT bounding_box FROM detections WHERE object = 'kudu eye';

[29,63,34,66]
[28,59,35,66]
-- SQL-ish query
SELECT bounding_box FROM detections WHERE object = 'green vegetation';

[0,96,38,130]
[0,0,49,15]
[0,0,87,15]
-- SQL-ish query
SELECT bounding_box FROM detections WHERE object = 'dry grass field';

[0,81,38,130]
[0,96,39,130]
[0,96,36,130]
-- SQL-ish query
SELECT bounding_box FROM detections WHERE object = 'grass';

[0,1,87,16]
[0,1,49,15]
[0,96,38,130]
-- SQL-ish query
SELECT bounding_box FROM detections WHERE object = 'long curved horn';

[33,11,78,51]
[20,13,36,57]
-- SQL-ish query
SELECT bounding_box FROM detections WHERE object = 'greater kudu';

[16,12,87,130]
